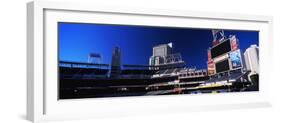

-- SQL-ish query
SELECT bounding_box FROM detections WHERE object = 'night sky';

[59,22,259,69]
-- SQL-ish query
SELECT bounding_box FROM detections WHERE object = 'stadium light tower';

[167,42,173,48]
[88,53,102,64]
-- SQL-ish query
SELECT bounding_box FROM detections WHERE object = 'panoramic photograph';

[58,22,259,99]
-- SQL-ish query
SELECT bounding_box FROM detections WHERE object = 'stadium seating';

[121,69,155,75]
[60,67,109,79]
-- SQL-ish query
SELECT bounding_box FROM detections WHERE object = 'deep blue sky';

[59,22,258,69]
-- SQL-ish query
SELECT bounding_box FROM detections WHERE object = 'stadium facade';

[243,45,259,89]
[244,45,259,74]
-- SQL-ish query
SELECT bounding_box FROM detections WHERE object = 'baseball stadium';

[59,23,259,99]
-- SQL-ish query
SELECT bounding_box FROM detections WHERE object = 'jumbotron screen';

[215,59,230,73]
[211,39,231,59]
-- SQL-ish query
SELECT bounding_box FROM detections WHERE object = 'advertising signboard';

[229,50,242,69]
[230,35,239,51]
[207,50,215,75]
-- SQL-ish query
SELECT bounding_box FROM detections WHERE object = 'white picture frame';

[27,1,273,122]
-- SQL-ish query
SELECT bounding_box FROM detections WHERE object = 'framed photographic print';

[27,1,273,122]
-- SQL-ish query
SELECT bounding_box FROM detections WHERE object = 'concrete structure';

[149,43,173,66]
[149,42,185,71]
[244,44,259,74]
[110,47,122,78]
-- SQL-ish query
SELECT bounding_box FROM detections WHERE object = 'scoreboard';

[215,59,230,73]
[208,35,242,75]
[211,39,231,59]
